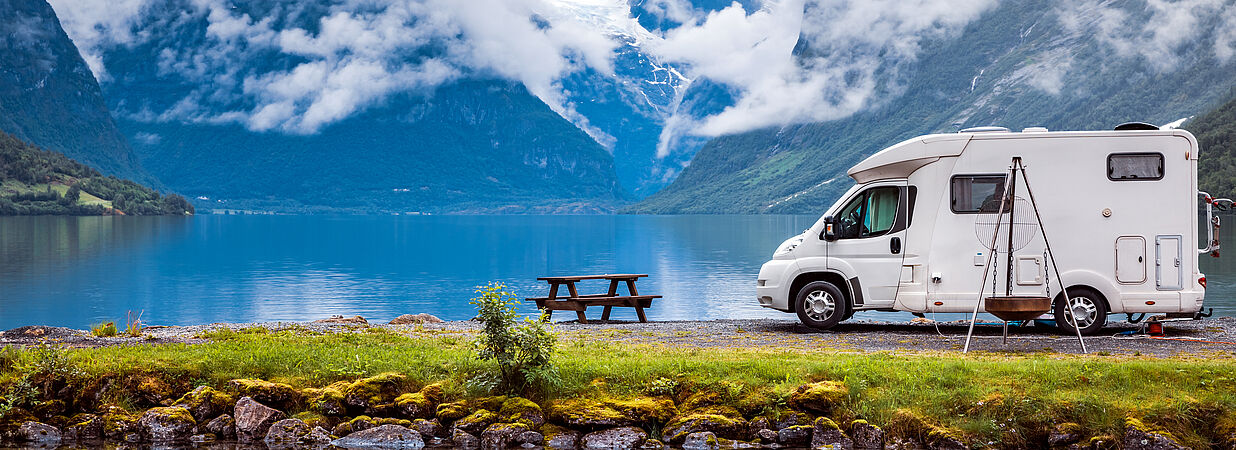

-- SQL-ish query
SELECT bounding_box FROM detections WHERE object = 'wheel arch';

[788,271,852,313]
[1054,269,1120,313]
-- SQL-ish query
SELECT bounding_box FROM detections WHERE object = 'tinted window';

[836,187,900,239]
[1108,153,1163,180]
[951,175,1006,214]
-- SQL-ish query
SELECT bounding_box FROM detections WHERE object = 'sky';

[43,0,1236,157]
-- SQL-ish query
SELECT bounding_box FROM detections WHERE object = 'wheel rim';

[804,290,836,322]
[1066,296,1098,328]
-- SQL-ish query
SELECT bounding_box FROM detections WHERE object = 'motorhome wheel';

[795,281,848,330]
[1053,289,1108,336]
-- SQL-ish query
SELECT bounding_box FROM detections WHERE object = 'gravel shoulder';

[3,316,1235,358]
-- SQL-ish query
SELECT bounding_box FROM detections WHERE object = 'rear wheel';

[795,281,848,330]
[1054,288,1108,335]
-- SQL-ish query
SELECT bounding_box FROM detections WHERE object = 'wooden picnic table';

[525,274,661,323]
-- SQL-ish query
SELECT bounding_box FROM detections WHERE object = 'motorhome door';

[828,181,910,307]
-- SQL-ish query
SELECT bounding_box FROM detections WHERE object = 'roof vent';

[1114,122,1159,131]
[959,126,1010,133]
[1022,127,1049,132]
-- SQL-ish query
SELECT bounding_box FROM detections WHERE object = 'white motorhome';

[756,125,1223,335]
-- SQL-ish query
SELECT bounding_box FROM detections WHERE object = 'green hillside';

[0,131,192,215]
[1191,90,1236,200]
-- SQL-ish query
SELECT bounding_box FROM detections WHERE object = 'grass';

[89,322,118,337]
[2,330,1235,447]
[1,180,112,208]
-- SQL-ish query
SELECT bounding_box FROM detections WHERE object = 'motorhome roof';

[845,129,1198,183]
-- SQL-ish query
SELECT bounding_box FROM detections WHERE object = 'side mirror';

[821,215,837,241]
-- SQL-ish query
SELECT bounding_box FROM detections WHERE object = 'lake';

[1,214,1234,329]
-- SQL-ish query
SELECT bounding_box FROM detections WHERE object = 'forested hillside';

[1192,90,1236,201]
[0,131,192,215]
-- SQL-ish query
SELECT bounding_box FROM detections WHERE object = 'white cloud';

[47,0,152,81]
[1059,0,1236,72]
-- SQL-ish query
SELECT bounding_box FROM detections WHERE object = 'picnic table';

[525,274,662,323]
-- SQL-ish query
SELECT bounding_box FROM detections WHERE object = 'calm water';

[2,214,1234,330]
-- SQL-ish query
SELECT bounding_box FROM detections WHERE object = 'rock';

[437,401,471,423]
[396,393,435,419]
[173,386,235,422]
[746,417,771,436]
[884,436,922,449]
[190,433,216,442]
[499,397,545,427]
[204,414,237,439]
[305,426,334,446]
[640,438,666,449]
[786,381,847,414]
[100,408,137,440]
[548,397,676,429]
[234,396,287,442]
[293,411,332,430]
[517,430,544,445]
[305,384,349,416]
[581,426,647,449]
[754,429,777,443]
[389,313,444,324]
[315,315,369,325]
[1122,419,1186,450]
[411,418,442,437]
[452,429,481,450]
[811,417,852,449]
[776,425,812,446]
[227,379,301,408]
[1048,422,1082,447]
[61,413,103,441]
[331,424,425,449]
[543,424,581,450]
[265,418,312,445]
[929,436,967,450]
[773,412,813,430]
[137,406,197,442]
[849,420,884,449]
[480,422,528,450]
[16,421,61,444]
[661,412,747,444]
[683,431,720,450]
[345,373,408,415]
[453,409,499,435]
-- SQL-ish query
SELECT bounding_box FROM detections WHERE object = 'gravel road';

[3,316,1235,358]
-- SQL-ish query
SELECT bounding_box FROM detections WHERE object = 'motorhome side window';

[836,187,899,239]
[1107,153,1164,180]
[950,175,1006,214]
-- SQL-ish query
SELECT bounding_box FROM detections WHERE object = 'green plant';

[124,310,143,337]
[90,322,118,337]
[469,282,560,395]
[646,377,680,396]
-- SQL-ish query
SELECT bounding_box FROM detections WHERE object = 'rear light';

[1199,276,1207,288]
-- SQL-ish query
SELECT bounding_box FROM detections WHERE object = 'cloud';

[46,0,152,81]
[1058,0,1236,72]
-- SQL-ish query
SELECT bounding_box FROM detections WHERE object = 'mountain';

[1191,89,1236,201]
[0,130,193,215]
[0,0,151,184]
[630,0,1236,214]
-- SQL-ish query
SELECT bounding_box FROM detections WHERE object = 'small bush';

[91,322,118,337]
[124,310,143,337]
[470,282,559,396]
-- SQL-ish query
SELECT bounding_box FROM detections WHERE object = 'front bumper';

[756,259,799,312]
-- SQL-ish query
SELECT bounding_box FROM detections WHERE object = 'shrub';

[91,322,118,337]
[470,282,559,396]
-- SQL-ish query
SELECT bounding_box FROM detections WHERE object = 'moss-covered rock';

[395,392,434,420]
[437,401,471,423]
[225,379,300,408]
[61,413,103,441]
[499,397,545,427]
[887,409,963,449]
[540,423,579,450]
[786,381,846,415]
[292,411,331,430]
[0,408,38,441]
[1048,422,1082,447]
[137,406,197,442]
[772,411,813,430]
[472,396,509,412]
[1122,417,1185,450]
[452,409,498,435]
[662,412,747,444]
[100,407,138,440]
[480,422,529,449]
[302,382,348,416]
[173,386,234,422]
[850,419,884,449]
[419,383,445,404]
[343,373,408,415]
[125,373,182,407]
[548,397,677,429]
[776,424,811,446]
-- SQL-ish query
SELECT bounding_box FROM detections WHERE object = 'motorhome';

[756,125,1224,335]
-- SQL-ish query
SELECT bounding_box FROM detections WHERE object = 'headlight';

[774,236,804,257]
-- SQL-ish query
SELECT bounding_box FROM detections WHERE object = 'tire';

[795,281,849,330]
[1054,288,1108,336]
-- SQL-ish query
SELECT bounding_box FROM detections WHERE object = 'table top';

[537,274,648,282]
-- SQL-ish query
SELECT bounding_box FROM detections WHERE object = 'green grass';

[0,180,112,208]
[2,330,1235,446]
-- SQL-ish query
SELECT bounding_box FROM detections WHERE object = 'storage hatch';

[1115,236,1146,284]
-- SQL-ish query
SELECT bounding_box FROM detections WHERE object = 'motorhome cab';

[757,125,1222,335]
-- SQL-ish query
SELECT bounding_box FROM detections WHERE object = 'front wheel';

[1054,288,1108,336]
[795,281,848,330]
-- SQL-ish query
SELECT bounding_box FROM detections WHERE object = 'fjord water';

[3,215,1235,330]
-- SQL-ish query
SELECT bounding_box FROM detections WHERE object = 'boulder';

[581,427,647,449]
[189,433,216,442]
[452,429,481,450]
[204,414,237,439]
[754,428,778,443]
[1122,419,1186,450]
[549,397,676,429]
[344,373,408,415]
[773,412,814,430]
[389,314,444,324]
[315,315,369,325]
[234,396,287,442]
[61,413,103,441]
[453,409,499,435]
[930,436,968,450]
[849,420,884,449]
[542,424,581,450]
[396,393,435,419]
[411,418,442,437]
[173,386,235,422]
[480,422,528,450]
[226,379,301,408]
[331,424,425,449]
[16,421,61,444]
[683,431,720,450]
[499,397,545,427]
[1048,422,1082,447]
[137,406,197,442]
[517,430,544,445]
[811,417,852,449]
[640,438,666,449]
[437,401,471,423]
[786,381,847,415]
[265,418,312,445]
[776,425,812,446]
[305,426,334,446]
[661,412,747,444]
[100,408,137,440]
[304,383,349,416]
[293,411,332,430]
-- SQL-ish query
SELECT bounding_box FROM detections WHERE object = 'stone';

[548,398,676,429]
[581,427,647,449]
[640,438,666,449]
[16,421,61,444]
[173,386,235,422]
[61,413,103,441]
[331,424,425,449]
[265,418,312,445]
[453,428,481,450]
[227,379,301,409]
[345,373,408,415]
[773,412,814,430]
[746,417,771,437]
[543,425,581,450]
[453,409,499,435]
[100,408,137,440]
[204,414,237,439]
[499,397,545,427]
[190,433,216,442]
[389,313,444,324]
[849,421,884,449]
[315,315,369,325]
[1048,422,1082,447]
[776,425,812,446]
[683,431,720,450]
[396,393,435,419]
[811,417,852,449]
[1122,420,1186,450]
[411,418,442,437]
[305,426,334,446]
[293,411,332,430]
[884,436,923,449]
[303,383,350,416]
[786,381,847,415]
[661,412,747,444]
[234,396,287,442]
[754,428,778,443]
[517,430,544,445]
[137,406,197,442]
[480,422,528,450]
[437,401,472,423]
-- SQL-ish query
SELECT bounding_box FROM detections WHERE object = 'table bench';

[525,274,662,323]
